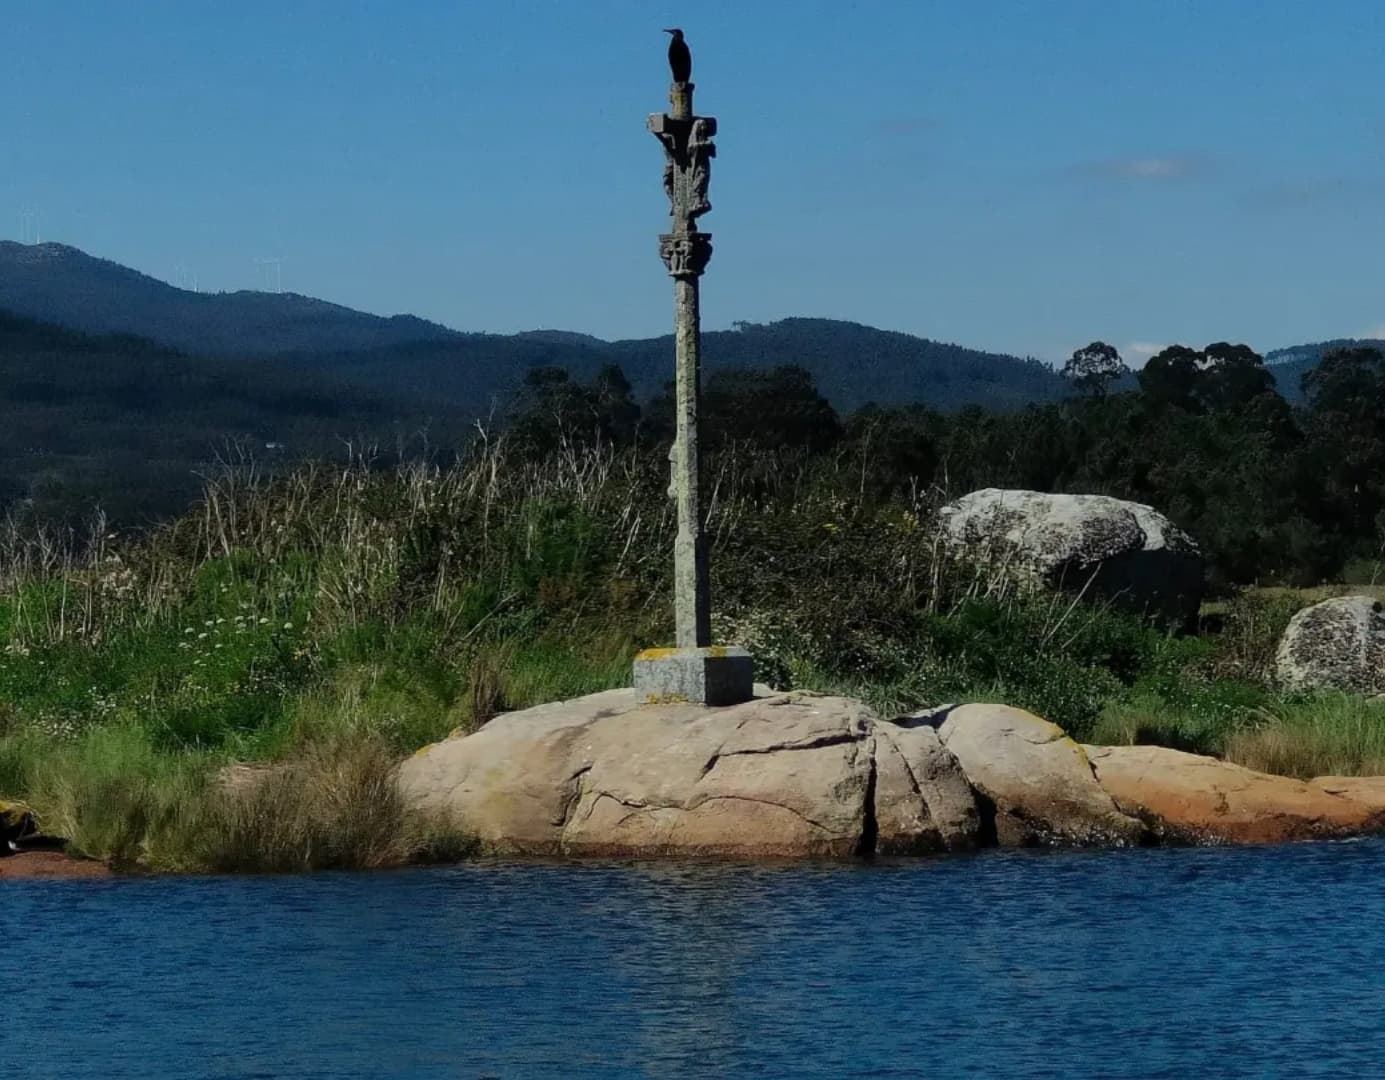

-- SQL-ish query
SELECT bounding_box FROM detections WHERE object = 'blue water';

[7,843,1385,1079]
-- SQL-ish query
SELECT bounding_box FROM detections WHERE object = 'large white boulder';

[1276,595,1385,694]
[937,488,1203,625]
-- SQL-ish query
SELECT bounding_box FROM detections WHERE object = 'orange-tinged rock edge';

[1085,744,1385,845]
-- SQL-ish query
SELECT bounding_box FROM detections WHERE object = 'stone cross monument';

[633,29,754,707]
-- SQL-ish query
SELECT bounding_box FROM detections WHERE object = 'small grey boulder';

[1276,595,1385,694]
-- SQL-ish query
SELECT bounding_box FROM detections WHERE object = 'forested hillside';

[2,241,1375,548]
[607,319,1066,411]
[0,311,470,524]
[281,317,1068,416]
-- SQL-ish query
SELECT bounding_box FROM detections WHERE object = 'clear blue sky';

[3,1,1384,362]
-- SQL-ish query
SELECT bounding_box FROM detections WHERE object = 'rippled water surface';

[8,842,1385,1078]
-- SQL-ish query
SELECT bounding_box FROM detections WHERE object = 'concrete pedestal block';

[633,646,754,706]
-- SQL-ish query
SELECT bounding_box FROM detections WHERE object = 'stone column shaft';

[673,273,711,648]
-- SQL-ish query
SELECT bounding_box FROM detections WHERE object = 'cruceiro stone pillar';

[634,30,753,706]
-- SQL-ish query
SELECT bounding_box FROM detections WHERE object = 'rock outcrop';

[398,689,1385,859]
[398,689,981,858]
[927,704,1146,846]
[937,488,1204,626]
[1087,745,1385,844]
[1275,595,1385,694]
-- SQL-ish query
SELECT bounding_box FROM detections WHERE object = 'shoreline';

[12,829,1385,884]
[0,850,113,880]
[14,694,1385,878]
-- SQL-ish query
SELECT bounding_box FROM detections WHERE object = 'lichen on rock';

[1275,595,1385,694]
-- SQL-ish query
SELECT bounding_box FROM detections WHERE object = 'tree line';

[510,341,1385,589]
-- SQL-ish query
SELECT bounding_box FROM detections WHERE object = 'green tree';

[700,366,841,452]
[1198,342,1276,413]
[591,364,642,446]
[1303,346,1385,420]
[1300,347,1385,552]
[1139,345,1203,410]
[1140,342,1279,415]
[1063,341,1128,398]
[508,365,642,455]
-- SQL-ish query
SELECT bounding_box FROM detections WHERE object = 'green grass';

[0,618,625,871]
[1222,695,1385,779]
[1090,690,1385,780]
[196,734,478,874]
[0,721,215,870]
[0,709,477,872]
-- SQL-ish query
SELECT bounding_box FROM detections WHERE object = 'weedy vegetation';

[0,389,1378,870]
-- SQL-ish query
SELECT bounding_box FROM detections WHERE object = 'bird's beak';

[662,28,675,34]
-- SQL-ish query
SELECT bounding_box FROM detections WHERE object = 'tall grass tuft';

[0,722,213,870]
[1223,696,1385,779]
[197,735,475,873]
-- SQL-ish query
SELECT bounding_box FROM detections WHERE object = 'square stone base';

[633,646,755,707]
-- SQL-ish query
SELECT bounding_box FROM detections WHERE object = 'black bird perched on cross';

[664,27,692,83]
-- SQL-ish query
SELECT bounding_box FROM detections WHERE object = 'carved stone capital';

[659,232,713,278]
[649,111,717,235]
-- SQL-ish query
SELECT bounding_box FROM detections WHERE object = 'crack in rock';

[698,731,863,778]
[875,729,924,800]
[553,764,594,828]
[855,738,879,855]
[568,790,660,834]
[574,789,842,836]
[687,794,836,833]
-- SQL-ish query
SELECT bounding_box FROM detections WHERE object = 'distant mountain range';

[0,241,1065,414]
[2,242,1371,408]
[275,318,1071,417]
[0,308,474,525]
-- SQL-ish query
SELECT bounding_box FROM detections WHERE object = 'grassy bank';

[0,441,1376,871]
